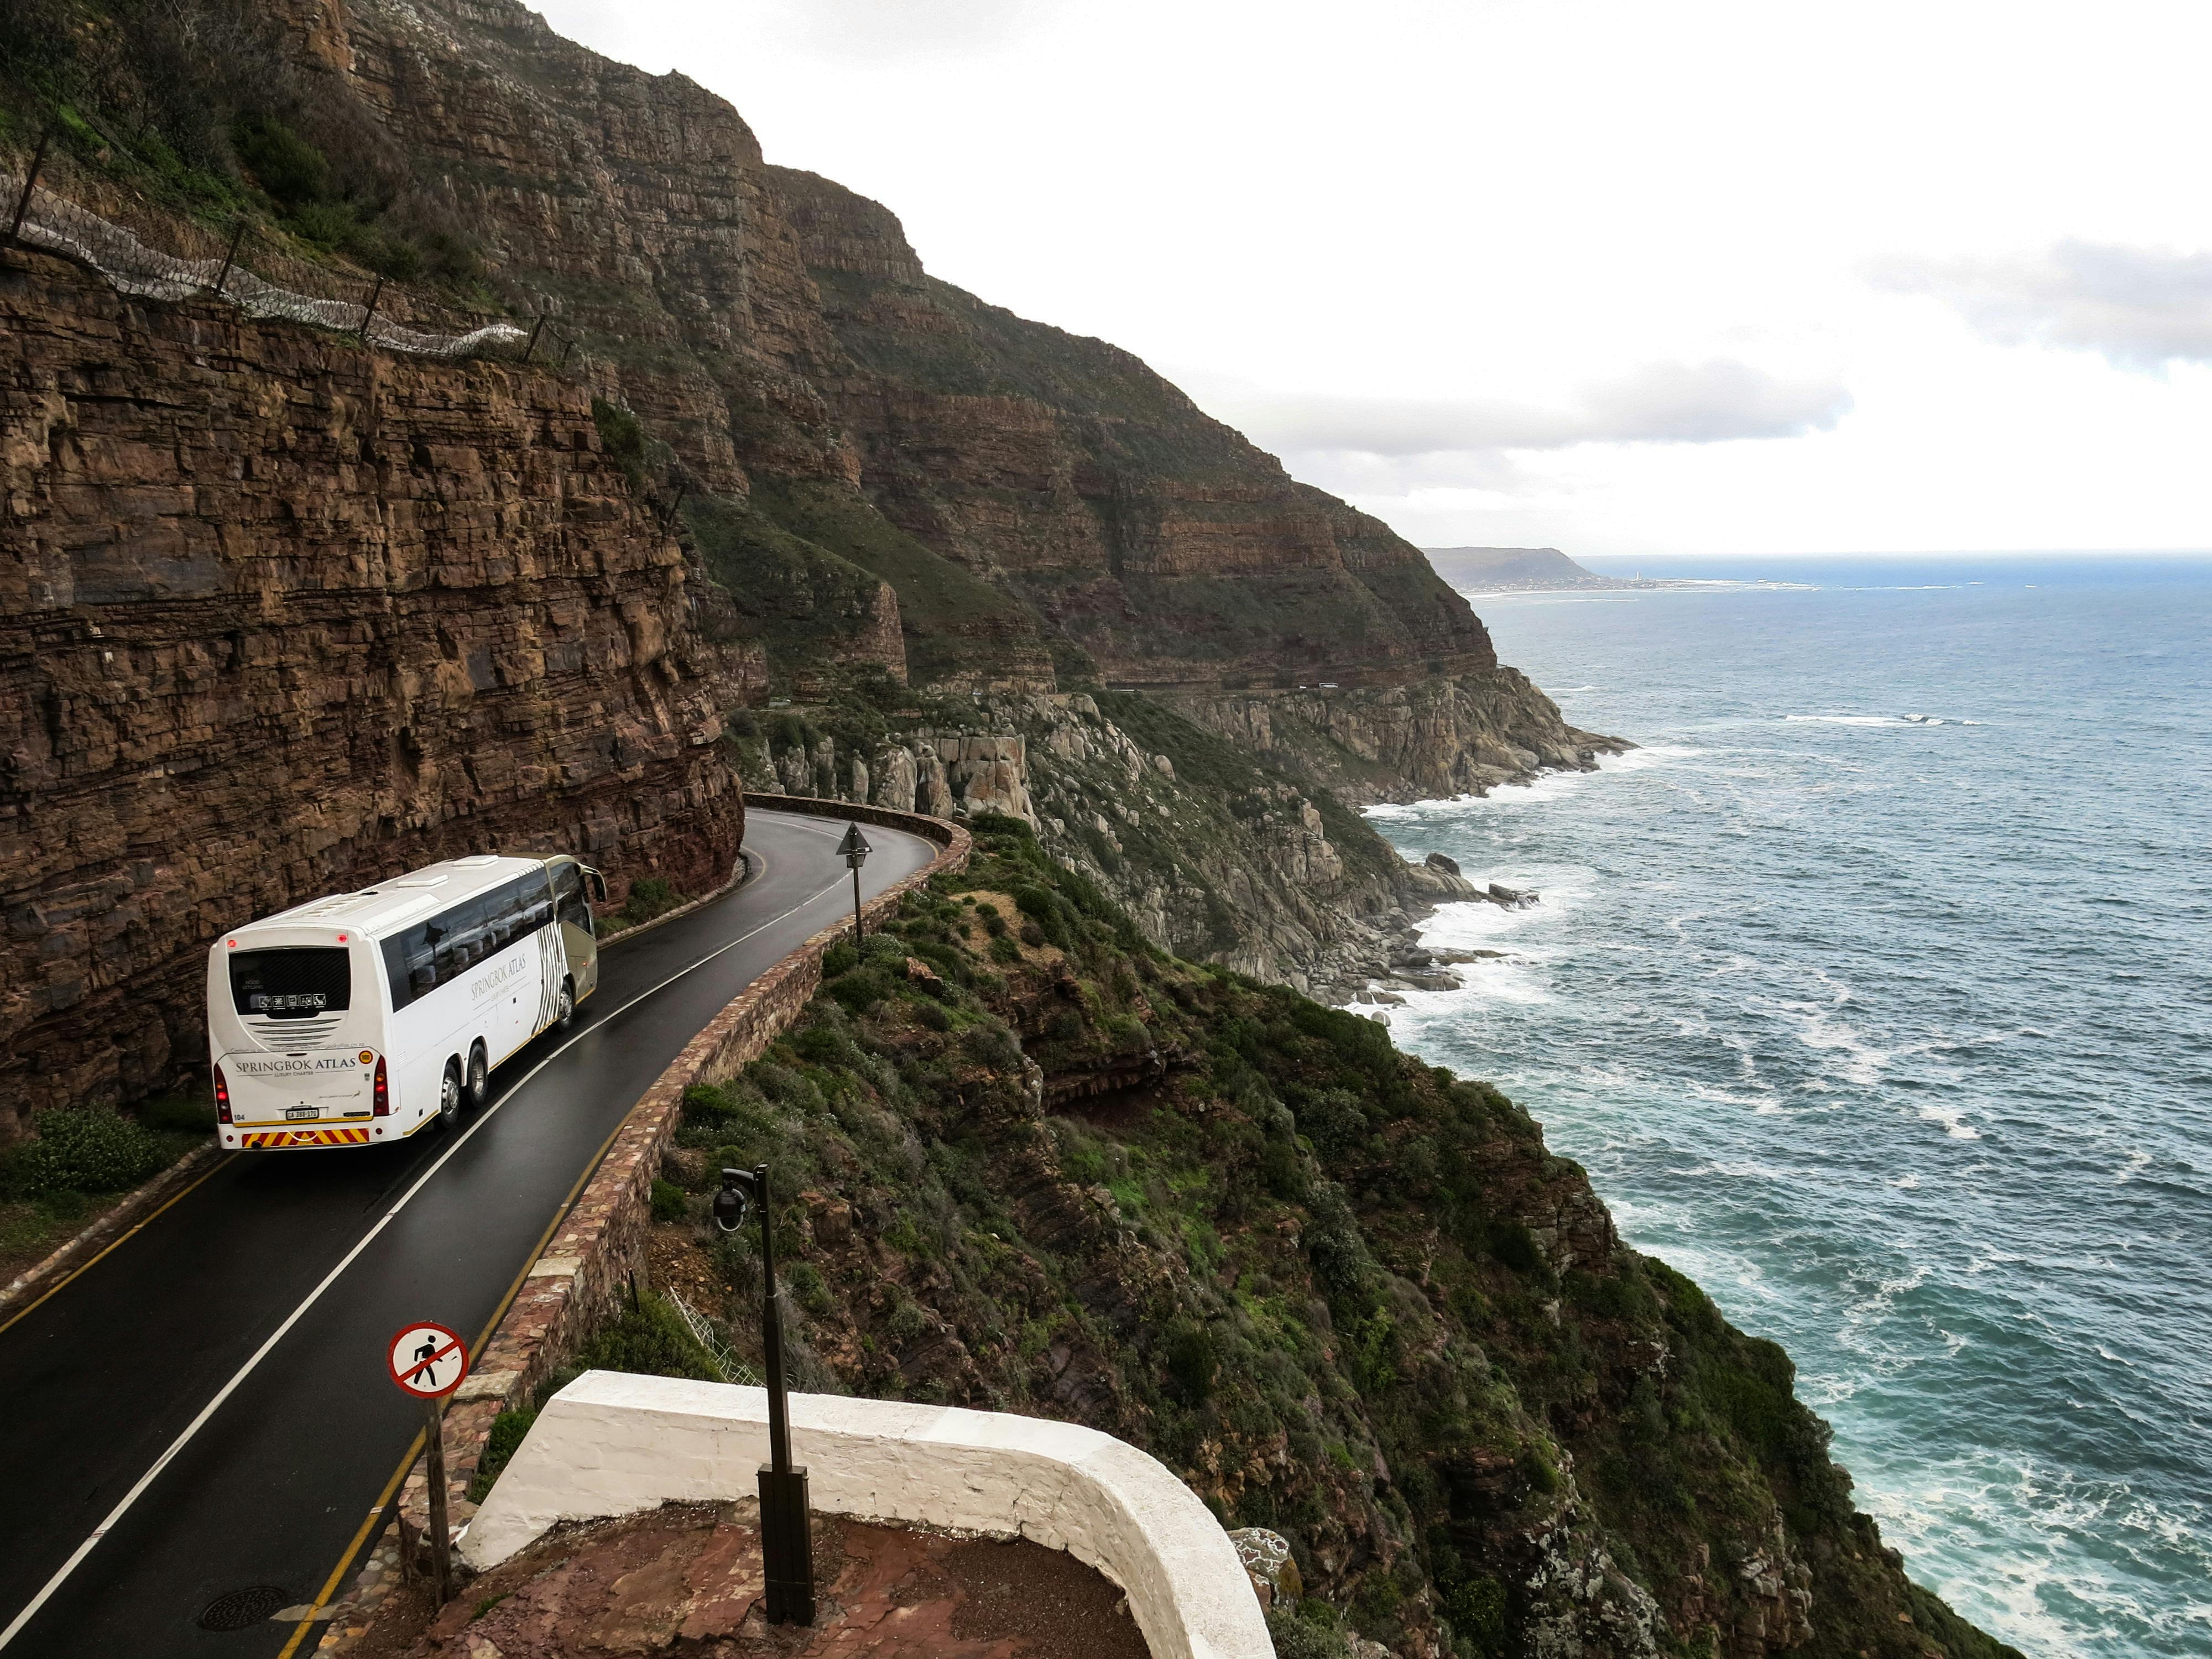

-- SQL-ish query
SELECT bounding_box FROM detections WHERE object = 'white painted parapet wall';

[462,1371,1275,1659]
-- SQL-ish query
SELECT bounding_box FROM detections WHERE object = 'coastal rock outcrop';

[733,689,1480,998]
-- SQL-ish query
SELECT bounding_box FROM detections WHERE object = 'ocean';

[1363,555,2211,1659]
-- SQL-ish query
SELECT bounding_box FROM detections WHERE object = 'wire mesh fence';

[1,132,559,363]
[666,1285,763,1387]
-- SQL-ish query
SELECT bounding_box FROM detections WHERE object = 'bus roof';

[226,855,557,945]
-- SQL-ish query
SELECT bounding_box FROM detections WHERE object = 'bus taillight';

[213,1065,232,1125]
[372,1055,389,1117]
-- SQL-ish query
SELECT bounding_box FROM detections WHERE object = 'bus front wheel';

[555,979,576,1032]
[438,1061,463,1130]
[467,1044,489,1108]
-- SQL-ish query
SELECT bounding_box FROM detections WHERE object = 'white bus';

[206,853,607,1150]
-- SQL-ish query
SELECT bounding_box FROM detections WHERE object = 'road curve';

[0,809,940,1657]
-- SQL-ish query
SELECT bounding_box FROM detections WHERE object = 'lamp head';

[712,1166,758,1234]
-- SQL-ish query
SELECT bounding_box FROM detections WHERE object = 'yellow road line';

[280,1102,645,1644]
[0,1155,231,1340]
[273,1427,425,1659]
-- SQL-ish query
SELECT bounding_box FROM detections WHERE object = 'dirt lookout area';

[372,1501,1152,1659]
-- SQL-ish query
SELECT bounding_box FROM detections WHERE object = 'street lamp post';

[836,822,872,945]
[713,1165,815,1625]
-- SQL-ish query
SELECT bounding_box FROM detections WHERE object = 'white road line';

[0,833,924,1650]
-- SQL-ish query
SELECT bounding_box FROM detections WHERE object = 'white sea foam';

[1918,1102,1982,1140]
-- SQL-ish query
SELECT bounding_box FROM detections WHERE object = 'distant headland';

[1422,545,1707,593]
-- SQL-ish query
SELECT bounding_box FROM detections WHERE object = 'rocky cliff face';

[230,0,1587,753]
[771,164,1498,688]
[1170,669,1621,806]
[0,245,753,1136]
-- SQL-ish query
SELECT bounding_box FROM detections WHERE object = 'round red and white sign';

[387,1321,470,1399]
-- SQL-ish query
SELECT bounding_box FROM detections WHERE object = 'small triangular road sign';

[836,822,872,862]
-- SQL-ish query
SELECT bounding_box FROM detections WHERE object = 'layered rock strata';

[0,246,754,1136]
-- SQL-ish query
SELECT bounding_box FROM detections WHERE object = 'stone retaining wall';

[316,799,969,1650]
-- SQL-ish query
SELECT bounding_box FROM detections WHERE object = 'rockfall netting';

[1,153,530,361]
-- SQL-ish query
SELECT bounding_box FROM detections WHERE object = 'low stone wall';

[316,800,968,1650]
[465,1371,1274,1659]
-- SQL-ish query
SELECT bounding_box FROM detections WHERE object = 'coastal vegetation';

[602,821,2018,1659]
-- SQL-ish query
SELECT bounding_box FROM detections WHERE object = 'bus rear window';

[229,948,352,1019]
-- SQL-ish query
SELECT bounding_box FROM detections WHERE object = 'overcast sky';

[536,0,2212,556]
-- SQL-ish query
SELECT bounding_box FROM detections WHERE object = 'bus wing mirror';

[584,866,608,903]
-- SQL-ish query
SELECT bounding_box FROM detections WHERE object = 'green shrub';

[1443,1572,1509,1656]
[1489,1220,1542,1272]
[3,1109,171,1200]
[573,1290,722,1383]
[966,813,1033,839]
[862,933,909,968]
[1265,1609,1352,1659]
[618,876,682,928]
[1296,1088,1369,1158]
[592,398,650,491]
[142,1093,217,1135]
[649,1178,688,1224]
[822,941,859,976]
[989,935,1022,964]
[466,1407,539,1501]
[232,113,331,206]
[1012,884,1077,949]
[825,966,898,1014]
[1162,1318,1219,1404]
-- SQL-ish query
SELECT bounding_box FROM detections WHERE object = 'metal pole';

[358,275,384,342]
[210,218,246,296]
[7,128,53,244]
[521,310,546,363]
[421,1397,452,1606]
[760,1165,790,1475]
[210,219,247,299]
[851,863,863,944]
[755,1164,815,1624]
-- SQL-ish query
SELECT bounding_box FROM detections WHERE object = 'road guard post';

[386,1320,469,1607]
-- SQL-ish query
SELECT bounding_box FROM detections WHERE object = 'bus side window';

[555,865,592,936]
[432,904,473,979]
[520,873,554,936]
[385,923,436,1011]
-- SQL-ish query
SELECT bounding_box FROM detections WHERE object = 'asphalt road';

[0,810,938,1657]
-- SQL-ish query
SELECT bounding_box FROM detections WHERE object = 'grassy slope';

[615,824,2016,1659]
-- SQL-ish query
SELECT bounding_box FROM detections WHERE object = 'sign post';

[837,822,872,945]
[387,1321,471,1607]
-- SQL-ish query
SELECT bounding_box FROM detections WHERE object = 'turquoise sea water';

[1364,556,2211,1659]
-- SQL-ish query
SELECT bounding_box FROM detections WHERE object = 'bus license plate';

[285,1106,317,1120]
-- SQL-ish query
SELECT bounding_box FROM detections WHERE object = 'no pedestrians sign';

[387,1321,470,1400]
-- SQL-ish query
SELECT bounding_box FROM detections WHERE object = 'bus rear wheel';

[438,1061,463,1130]
[555,979,575,1031]
[467,1044,489,1108]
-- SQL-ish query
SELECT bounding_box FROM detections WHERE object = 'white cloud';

[1879,241,2212,372]
[532,0,2212,553]
[1186,361,1853,458]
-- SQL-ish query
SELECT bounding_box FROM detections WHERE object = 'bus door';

[554,862,599,1000]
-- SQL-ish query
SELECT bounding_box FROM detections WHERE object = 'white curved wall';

[462,1371,1274,1659]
